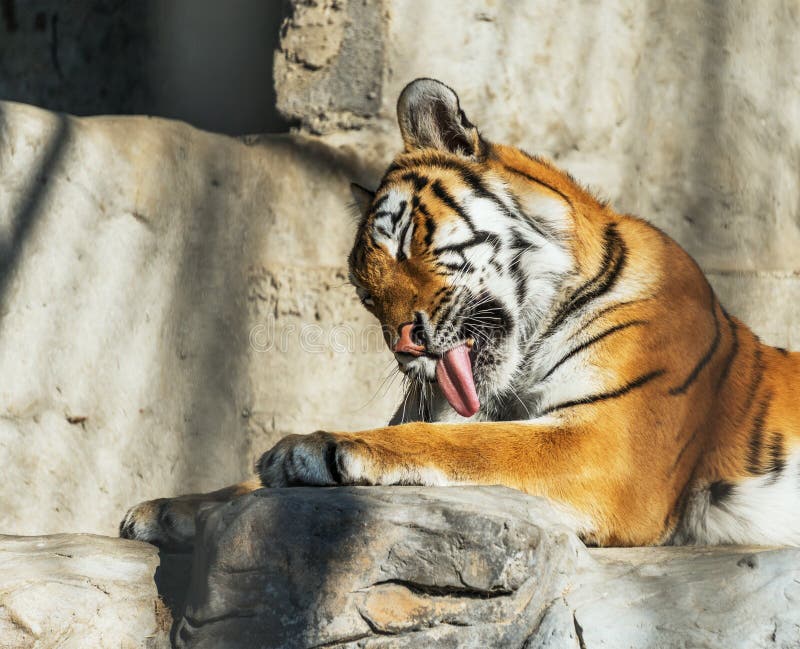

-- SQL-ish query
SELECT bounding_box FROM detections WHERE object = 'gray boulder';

[172,486,800,649]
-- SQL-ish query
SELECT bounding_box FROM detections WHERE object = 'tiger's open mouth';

[434,339,479,417]
[400,338,480,418]
[398,290,514,418]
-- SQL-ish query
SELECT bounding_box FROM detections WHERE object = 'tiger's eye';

[355,287,374,307]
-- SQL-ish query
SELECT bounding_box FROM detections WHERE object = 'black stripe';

[414,155,501,205]
[776,346,789,356]
[375,224,392,239]
[434,241,477,255]
[433,300,456,328]
[379,162,402,182]
[709,480,735,506]
[424,158,547,239]
[764,432,786,484]
[742,346,765,416]
[665,434,711,542]
[399,155,553,244]
[541,369,665,415]
[672,426,700,471]
[430,179,477,233]
[516,148,606,206]
[505,190,554,242]
[715,310,739,390]
[510,263,527,306]
[416,202,436,248]
[396,219,412,262]
[382,157,495,206]
[401,171,429,192]
[664,480,696,541]
[498,301,516,331]
[369,194,389,213]
[746,394,771,475]
[434,231,501,256]
[510,229,537,252]
[429,298,446,321]
[324,440,343,485]
[390,200,407,228]
[544,224,627,338]
[581,298,652,331]
[439,259,475,273]
[668,295,721,396]
[540,320,648,382]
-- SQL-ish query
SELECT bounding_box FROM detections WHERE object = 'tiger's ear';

[350,183,375,216]
[397,78,485,158]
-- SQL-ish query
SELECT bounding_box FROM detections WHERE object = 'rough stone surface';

[0,533,170,648]
[274,0,385,133]
[574,546,800,649]
[173,487,584,649]
[172,487,800,649]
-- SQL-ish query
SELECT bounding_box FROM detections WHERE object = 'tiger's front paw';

[256,431,375,487]
[119,497,198,551]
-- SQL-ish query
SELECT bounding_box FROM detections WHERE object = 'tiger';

[120,78,800,549]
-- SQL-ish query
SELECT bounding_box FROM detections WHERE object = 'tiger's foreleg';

[121,421,666,548]
[119,479,261,550]
[256,422,662,546]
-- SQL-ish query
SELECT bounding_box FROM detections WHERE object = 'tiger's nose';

[394,322,426,357]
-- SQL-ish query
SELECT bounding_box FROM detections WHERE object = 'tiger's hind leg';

[119,479,261,550]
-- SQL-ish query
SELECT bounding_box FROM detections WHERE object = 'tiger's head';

[348,78,610,418]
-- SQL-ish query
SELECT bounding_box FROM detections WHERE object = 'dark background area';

[0,0,289,135]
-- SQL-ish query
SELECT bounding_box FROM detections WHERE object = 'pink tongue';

[435,344,480,417]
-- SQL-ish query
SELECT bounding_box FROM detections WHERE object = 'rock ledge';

[173,486,800,649]
[0,533,170,648]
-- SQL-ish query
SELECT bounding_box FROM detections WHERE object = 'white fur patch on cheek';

[438,249,468,269]
[458,193,511,235]
[432,218,474,250]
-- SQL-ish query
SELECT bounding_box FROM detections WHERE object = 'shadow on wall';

[0,106,69,304]
[0,0,289,135]
[166,154,257,494]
